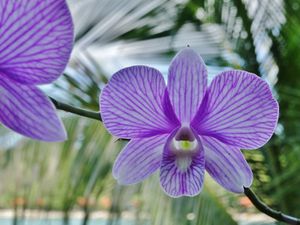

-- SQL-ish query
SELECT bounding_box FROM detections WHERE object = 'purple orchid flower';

[100,48,279,197]
[0,0,73,141]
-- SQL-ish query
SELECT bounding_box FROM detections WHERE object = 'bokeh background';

[0,0,299,224]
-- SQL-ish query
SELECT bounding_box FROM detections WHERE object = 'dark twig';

[50,97,102,121]
[244,187,300,225]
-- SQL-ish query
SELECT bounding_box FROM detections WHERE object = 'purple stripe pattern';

[0,0,73,141]
[0,76,66,141]
[0,0,73,84]
[101,66,180,139]
[201,136,253,193]
[100,48,279,197]
[113,134,169,184]
[191,70,279,149]
[168,49,207,123]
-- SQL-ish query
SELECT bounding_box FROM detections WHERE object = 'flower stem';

[50,97,102,121]
[244,187,300,224]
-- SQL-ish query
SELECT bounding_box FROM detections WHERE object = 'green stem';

[50,97,101,121]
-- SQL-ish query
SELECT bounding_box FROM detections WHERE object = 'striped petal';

[0,76,66,141]
[100,66,179,139]
[167,48,207,123]
[160,128,205,197]
[192,70,279,149]
[113,134,169,184]
[0,0,73,85]
[202,136,253,193]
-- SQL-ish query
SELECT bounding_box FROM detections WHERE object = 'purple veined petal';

[100,66,180,139]
[201,136,253,193]
[160,128,205,197]
[167,48,207,123]
[113,134,169,185]
[191,70,279,149]
[0,0,74,85]
[0,76,66,142]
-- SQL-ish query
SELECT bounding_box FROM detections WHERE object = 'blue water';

[0,219,134,225]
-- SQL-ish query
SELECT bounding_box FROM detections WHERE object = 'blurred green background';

[0,0,300,224]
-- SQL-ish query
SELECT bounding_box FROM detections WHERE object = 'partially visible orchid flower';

[0,0,73,141]
[100,48,279,197]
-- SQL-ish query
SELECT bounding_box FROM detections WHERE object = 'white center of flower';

[171,126,200,171]
[171,126,198,153]
[176,156,192,171]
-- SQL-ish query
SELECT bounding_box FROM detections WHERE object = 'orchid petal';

[160,128,205,197]
[202,136,253,193]
[101,66,179,139]
[0,0,73,85]
[167,48,207,123]
[0,76,66,141]
[113,134,169,184]
[192,70,279,149]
